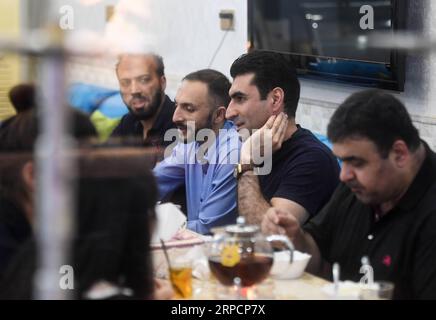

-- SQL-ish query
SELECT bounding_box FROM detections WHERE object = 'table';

[153,245,332,300]
[189,272,332,300]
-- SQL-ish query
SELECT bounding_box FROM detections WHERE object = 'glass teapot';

[207,217,294,288]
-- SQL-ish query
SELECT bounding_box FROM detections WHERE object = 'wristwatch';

[233,163,254,179]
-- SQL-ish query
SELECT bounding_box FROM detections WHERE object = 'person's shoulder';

[330,182,353,200]
[416,181,436,219]
[119,112,136,124]
[293,127,332,149]
[412,147,436,216]
[413,200,436,256]
[286,127,337,162]
[161,95,176,117]
[175,141,195,154]
[225,121,240,137]
[112,113,138,135]
[429,147,436,172]
[218,121,241,145]
[0,197,25,224]
[0,117,15,132]
[156,96,176,131]
[163,95,175,109]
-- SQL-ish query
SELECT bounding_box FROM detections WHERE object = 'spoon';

[160,239,173,270]
[361,256,374,286]
[160,239,184,298]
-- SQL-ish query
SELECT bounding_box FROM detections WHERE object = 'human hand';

[261,207,301,240]
[153,278,174,300]
[240,113,288,165]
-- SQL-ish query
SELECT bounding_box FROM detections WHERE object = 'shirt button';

[368,234,374,240]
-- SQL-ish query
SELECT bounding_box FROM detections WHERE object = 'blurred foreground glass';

[169,259,193,299]
[359,281,395,300]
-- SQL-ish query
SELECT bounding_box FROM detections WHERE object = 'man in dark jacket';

[111,53,176,148]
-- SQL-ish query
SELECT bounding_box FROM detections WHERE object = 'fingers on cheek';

[265,221,275,232]
[268,223,280,234]
[269,214,279,224]
[276,211,289,220]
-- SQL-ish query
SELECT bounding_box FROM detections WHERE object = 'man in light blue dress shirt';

[154,69,241,234]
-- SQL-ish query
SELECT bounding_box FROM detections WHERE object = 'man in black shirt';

[111,53,176,148]
[262,89,436,299]
[226,51,339,225]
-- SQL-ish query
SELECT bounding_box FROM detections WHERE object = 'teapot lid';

[225,216,259,236]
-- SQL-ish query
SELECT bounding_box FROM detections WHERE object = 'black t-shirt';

[111,95,176,147]
[259,125,340,217]
[304,143,436,299]
[0,175,156,299]
[0,197,32,280]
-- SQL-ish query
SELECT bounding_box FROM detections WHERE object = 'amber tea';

[208,254,273,287]
[169,266,192,299]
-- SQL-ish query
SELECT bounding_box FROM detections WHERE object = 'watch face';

[233,165,239,179]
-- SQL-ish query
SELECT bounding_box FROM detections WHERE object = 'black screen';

[249,0,407,91]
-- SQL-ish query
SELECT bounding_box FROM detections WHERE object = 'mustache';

[231,116,242,124]
[131,93,147,101]
[175,122,188,130]
[346,181,362,190]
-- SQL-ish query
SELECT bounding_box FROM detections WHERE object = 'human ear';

[390,140,409,168]
[214,106,227,124]
[160,75,167,92]
[21,161,35,193]
[270,87,285,115]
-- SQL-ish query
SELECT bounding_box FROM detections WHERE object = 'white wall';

[42,0,436,148]
[46,0,246,98]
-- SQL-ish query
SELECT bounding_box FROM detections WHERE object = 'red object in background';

[382,255,392,267]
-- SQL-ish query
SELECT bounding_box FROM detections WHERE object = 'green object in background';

[90,110,121,142]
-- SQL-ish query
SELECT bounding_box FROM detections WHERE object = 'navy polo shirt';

[259,125,340,217]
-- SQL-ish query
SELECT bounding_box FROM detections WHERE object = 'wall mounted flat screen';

[248,0,408,91]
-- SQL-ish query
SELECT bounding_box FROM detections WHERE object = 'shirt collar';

[395,141,436,212]
[195,120,235,163]
[149,95,175,134]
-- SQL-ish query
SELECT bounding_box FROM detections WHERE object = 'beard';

[176,111,215,144]
[128,90,163,121]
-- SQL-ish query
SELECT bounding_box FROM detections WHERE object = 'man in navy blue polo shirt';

[262,89,436,299]
[226,51,340,226]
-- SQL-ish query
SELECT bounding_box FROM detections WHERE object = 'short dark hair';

[116,53,165,77]
[327,89,421,157]
[230,50,300,117]
[0,108,97,153]
[8,83,36,113]
[149,54,165,77]
[0,108,97,212]
[183,69,231,109]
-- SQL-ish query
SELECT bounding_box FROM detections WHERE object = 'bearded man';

[112,53,176,147]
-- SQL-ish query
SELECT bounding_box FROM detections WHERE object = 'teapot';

[208,217,294,288]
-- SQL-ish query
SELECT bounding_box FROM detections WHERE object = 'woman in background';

[0,109,172,299]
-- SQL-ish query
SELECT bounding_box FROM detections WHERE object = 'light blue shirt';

[153,121,241,234]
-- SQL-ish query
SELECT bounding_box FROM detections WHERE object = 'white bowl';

[270,250,312,279]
